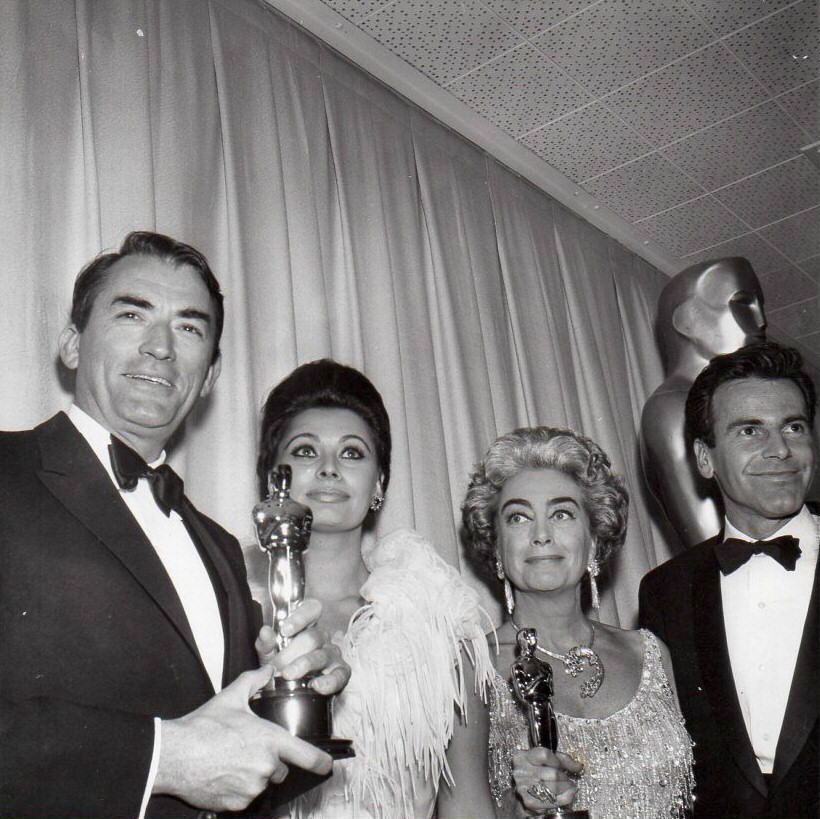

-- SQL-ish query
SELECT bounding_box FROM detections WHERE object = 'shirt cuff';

[138,717,162,819]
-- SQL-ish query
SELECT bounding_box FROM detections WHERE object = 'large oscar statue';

[250,464,353,760]
[640,257,766,548]
[511,628,588,818]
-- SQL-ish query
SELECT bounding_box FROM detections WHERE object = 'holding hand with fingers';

[462,427,694,819]
[251,360,495,819]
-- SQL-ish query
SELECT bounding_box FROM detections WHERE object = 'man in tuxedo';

[0,232,349,818]
[640,341,818,817]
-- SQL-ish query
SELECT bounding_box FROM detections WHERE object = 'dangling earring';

[495,556,514,615]
[369,492,384,512]
[503,578,515,616]
[587,557,600,611]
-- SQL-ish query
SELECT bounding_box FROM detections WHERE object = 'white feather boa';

[291,529,493,819]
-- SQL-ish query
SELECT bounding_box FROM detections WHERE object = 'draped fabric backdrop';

[1,0,676,625]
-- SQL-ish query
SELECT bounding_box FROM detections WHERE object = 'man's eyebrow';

[178,308,212,325]
[725,418,762,430]
[782,413,809,426]
[111,295,153,310]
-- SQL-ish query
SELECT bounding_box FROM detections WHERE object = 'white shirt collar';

[67,405,166,479]
[724,504,817,548]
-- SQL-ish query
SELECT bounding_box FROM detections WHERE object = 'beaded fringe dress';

[489,629,694,819]
[289,529,494,819]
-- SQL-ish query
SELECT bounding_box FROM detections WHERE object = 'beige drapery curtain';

[0,0,675,625]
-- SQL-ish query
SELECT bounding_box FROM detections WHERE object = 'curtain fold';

[0,0,677,625]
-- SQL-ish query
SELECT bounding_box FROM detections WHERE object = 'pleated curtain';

[0,0,675,624]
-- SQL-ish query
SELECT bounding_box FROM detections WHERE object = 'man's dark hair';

[685,341,816,448]
[70,231,224,364]
[257,359,392,499]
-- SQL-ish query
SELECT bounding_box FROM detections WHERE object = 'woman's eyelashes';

[287,442,367,461]
[551,507,576,521]
[503,505,576,526]
[339,445,365,460]
[504,509,532,525]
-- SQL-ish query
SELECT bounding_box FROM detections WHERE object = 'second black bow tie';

[716,535,801,575]
[108,436,184,517]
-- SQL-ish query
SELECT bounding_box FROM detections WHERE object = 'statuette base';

[250,682,354,760]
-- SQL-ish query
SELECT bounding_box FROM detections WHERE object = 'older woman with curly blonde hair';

[442,427,693,819]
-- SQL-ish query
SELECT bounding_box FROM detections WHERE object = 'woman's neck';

[511,588,592,652]
[304,529,369,602]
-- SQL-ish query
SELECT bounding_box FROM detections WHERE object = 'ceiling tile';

[446,43,592,136]
[637,195,749,254]
[522,102,654,180]
[582,152,704,221]
[531,0,713,97]
[681,232,796,275]
[800,255,820,281]
[724,1,820,97]
[758,266,820,311]
[759,206,820,262]
[661,100,811,190]
[319,0,392,23]
[358,0,522,85]
[797,330,820,354]
[607,42,769,147]
[681,0,799,38]
[715,156,820,229]
[776,80,820,139]
[767,295,820,337]
[484,0,598,40]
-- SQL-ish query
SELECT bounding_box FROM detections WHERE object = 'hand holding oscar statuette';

[250,464,353,760]
[511,628,588,818]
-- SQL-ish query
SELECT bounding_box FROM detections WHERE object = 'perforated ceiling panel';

[269,0,820,360]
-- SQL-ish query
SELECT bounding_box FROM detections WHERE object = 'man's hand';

[512,747,582,815]
[153,665,332,812]
[255,598,351,696]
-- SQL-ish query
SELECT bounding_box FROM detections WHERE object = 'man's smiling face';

[695,377,815,538]
[59,254,221,460]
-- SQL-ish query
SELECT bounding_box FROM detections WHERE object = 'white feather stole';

[290,528,494,819]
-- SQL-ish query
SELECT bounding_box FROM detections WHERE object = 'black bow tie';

[716,536,801,575]
[108,436,184,517]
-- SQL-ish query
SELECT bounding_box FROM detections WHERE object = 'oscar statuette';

[510,628,589,818]
[250,464,353,761]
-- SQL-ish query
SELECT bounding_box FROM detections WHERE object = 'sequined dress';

[488,629,693,818]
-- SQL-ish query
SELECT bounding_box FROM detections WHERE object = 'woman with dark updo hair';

[256,360,493,819]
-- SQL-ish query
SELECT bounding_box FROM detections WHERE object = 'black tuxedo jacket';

[0,413,260,818]
[639,532,818,818]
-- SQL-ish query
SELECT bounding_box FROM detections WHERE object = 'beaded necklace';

[511,616,605,698]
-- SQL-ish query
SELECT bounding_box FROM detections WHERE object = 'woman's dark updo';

[257,359,391,498]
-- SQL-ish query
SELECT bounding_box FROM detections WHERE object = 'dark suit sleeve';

[1,696,155,818]
[0,421,257,818]
[638,569,668,643]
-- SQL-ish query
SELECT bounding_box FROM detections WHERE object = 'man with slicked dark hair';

[0,232,349,818]
[640,341,818,817]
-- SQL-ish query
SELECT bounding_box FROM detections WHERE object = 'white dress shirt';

[68,406,226,816]
[720,506,818,773]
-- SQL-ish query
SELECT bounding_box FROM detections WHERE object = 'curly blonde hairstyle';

[462,426,629,575]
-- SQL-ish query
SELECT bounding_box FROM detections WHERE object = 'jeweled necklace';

[511,616,605,698]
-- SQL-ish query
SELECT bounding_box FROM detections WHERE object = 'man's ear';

[693,439,714,480]
[58,325,80,371]
[198,353,222,398]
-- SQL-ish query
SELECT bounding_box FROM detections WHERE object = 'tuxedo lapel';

[771,555,819,788]
[35,414,202,668]
[693,548,768,797]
